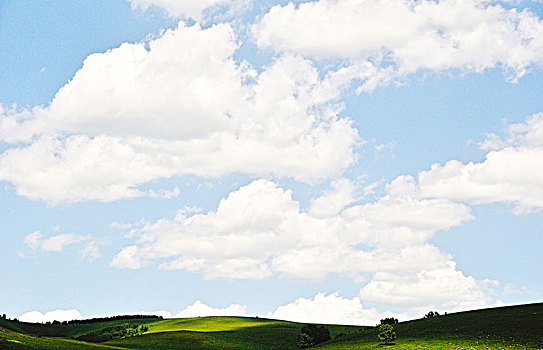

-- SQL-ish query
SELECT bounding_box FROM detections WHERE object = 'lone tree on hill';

[378,324,397,345]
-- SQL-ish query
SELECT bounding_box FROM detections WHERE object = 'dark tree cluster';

[75,323,149,343]
[424,311,440,318]
[380,317,399,325]
[65,314,162,325]
[297,324,331,349]
[0,314,18,322]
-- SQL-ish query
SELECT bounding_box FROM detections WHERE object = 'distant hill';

[0,302,541,349]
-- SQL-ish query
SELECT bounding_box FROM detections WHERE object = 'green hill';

[317,302,543,349]
[0,302,541,349]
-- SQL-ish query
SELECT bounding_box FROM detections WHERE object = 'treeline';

[64,315,162,325]
[0,313,162,325]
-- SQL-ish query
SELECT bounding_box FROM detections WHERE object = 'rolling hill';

[0,302,541,349]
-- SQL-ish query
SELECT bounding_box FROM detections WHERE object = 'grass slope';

[0,327,123,349]
[1,302,541,349]
[107,316,367,350]
[0,318,159,338]
[317,302,543,349]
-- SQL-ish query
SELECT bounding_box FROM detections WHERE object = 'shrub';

[378,324,396,345]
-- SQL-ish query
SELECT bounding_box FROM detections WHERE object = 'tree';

[297,324,331,349]
[380,317,398,325]
[424,311,440,318]
[378,324,396,345]
[297,333,314,349]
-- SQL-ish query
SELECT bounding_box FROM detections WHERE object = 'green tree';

[297,333,314,349]
[378,324,396,345]
[297,324,331,349]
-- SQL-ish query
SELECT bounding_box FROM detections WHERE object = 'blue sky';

[1,0,543,324]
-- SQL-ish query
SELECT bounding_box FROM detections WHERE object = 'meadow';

[0,302,541,349]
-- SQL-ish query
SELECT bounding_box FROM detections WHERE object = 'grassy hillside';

[0,327,123,349]
[105,316,300,350]
[0,317,160,338]
[317,302,543,349]
[0,302,542,349]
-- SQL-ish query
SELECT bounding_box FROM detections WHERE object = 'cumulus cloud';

[110,179,490,310]
[175,301,247,318]
[253,0,543,90]
[19,309,82,323]
[359,263,497,313]
[388,113,543,213]
[268,292,406,325]
[0,23,358,205]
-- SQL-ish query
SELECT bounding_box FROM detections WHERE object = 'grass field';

[317,302,543,349]
[0,317,159,338]
[0,302,541,349]
[316,338,531,349]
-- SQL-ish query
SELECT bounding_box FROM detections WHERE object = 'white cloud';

[111,245,145,269]
[19,309,82,323]
[359,262,497,313]
[149,187,180,199]
[483,112,543,149]
[268,292,406,325]
[175,301,247,318]
[252,0,543,89]
[110,179,488,311]
[308,178,357,218]
[388,113,543,213]
[24,231,104,261]
[24,231,88,252]
[44,23,244,141]
[0,23,358,205]
[79,241,102,262]
[138,302,247,319]
[127,0,247,20]
[502,283,540,297]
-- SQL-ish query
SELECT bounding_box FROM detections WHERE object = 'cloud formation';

[268,292,406,325]
[110,178,491,311]
[388,113,543,213]
[127,0,246,19]
[359,263,497,312]
[253,0,543,90]
[23,231,104,261]
[0,23,358,205]
[175,301,247,318]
